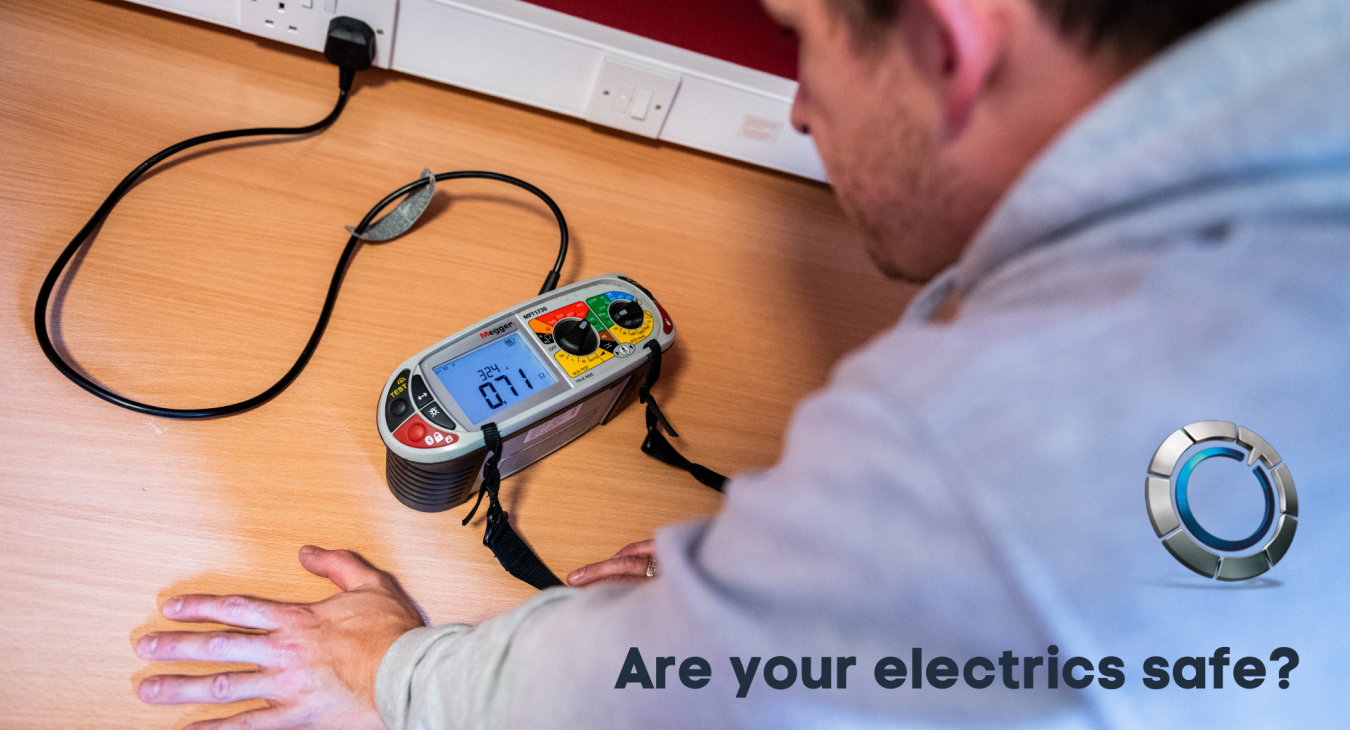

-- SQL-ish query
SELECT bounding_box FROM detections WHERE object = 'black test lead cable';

[33,19,568,420]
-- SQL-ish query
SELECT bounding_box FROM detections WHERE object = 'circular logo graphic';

[1145,422,1298,581]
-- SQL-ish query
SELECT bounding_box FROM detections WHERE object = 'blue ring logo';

[1175,447,1274,552]
[1145,422,1298,581]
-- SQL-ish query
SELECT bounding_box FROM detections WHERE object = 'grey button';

[1163,531,1219,578]
[1145,477,1180,537]
[1272,464,1297,517]
[1149,429,1195,477]
[410,374,436,410]
[1183,420,1237,444]
[614,342,636,358]
[1264,514,1298,566]
[1237,426,1282,468]
[420,400,457,431]
[1217,553,1270,582]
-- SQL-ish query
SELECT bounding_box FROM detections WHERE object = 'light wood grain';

[0,1,917,726]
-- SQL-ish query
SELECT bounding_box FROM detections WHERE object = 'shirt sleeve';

[376,372,1066,729]
[377,587,581,730]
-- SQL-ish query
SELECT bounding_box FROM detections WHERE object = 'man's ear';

[918,0,997,137]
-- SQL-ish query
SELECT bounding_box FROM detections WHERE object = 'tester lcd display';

[378,274,676,514]
[431,332,557,425]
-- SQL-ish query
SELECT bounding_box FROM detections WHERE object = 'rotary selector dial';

[608,299,645,330]
[553,317,599,356]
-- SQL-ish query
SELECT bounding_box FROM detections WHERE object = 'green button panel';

[586,294,616,329]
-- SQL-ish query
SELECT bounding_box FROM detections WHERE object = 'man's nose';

[790,86,811,135]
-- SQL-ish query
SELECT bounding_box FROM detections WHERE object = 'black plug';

[324,16,376,90]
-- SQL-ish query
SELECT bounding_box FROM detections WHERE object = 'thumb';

[298,545,389,593]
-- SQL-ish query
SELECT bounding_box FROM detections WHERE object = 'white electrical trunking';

[121,0,827,181]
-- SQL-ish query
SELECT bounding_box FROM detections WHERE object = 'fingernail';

[567,568,585,584]
[300,545,316,554]
[141,677,160,699]
[163,598,182,616]
[138,635,158,657]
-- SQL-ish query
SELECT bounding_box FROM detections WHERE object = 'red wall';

[522,0,798,80]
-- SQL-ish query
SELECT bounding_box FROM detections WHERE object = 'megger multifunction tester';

[42,155,723,589]
[35,21,725,589]
[379,274,674,514]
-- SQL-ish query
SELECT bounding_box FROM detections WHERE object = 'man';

[135,0,1350,727]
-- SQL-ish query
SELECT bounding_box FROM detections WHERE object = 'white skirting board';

[122,0,828,181]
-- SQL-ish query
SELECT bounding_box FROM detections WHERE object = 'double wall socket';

[240,0,398,68]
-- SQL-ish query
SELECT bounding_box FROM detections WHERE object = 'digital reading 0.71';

[432,332,558,425]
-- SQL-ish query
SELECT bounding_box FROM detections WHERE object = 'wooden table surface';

[0,1,915,726]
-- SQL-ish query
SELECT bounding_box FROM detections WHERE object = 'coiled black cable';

[34,69,568,419]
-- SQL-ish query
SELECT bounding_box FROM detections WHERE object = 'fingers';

[137,630,273,665]
[567,539,657,586]
[298,545,390,593]
[610,539,656,560]
[183,707,286,730]
[138,671,272,705]
[568,554,654,587]
[163,594,291,631]
[578,573,652,587]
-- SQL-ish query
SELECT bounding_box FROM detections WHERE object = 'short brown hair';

[830,0,1256,58]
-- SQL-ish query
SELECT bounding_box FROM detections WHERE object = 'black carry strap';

[463,343,726,590]
[639,341,727,491]
[461,423,564,589]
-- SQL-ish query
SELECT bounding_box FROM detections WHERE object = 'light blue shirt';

[378,0,1350,726]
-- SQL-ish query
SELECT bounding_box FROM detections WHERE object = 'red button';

[656,301,674,334]
[391,413,459,449]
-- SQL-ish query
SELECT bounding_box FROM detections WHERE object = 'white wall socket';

[239,0,398,68]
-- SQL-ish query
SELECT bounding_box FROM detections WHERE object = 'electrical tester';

[35,16,725,589]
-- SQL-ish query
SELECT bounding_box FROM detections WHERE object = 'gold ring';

[645,557,657,578]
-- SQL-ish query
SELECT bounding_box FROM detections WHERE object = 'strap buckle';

[636,341,727,491]
[483,505,506,548]
[459,421,563,589]
[461,422,503,526]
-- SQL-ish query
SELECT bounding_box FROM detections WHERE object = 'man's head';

[764,0,1253,282]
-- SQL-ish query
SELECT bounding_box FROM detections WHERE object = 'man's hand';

[136,545,425,730]
[567,539,657,587]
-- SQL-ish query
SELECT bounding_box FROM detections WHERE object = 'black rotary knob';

[553,317,599,356]
[608,299,645,330]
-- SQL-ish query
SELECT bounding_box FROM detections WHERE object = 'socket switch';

[584,56,681,139]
